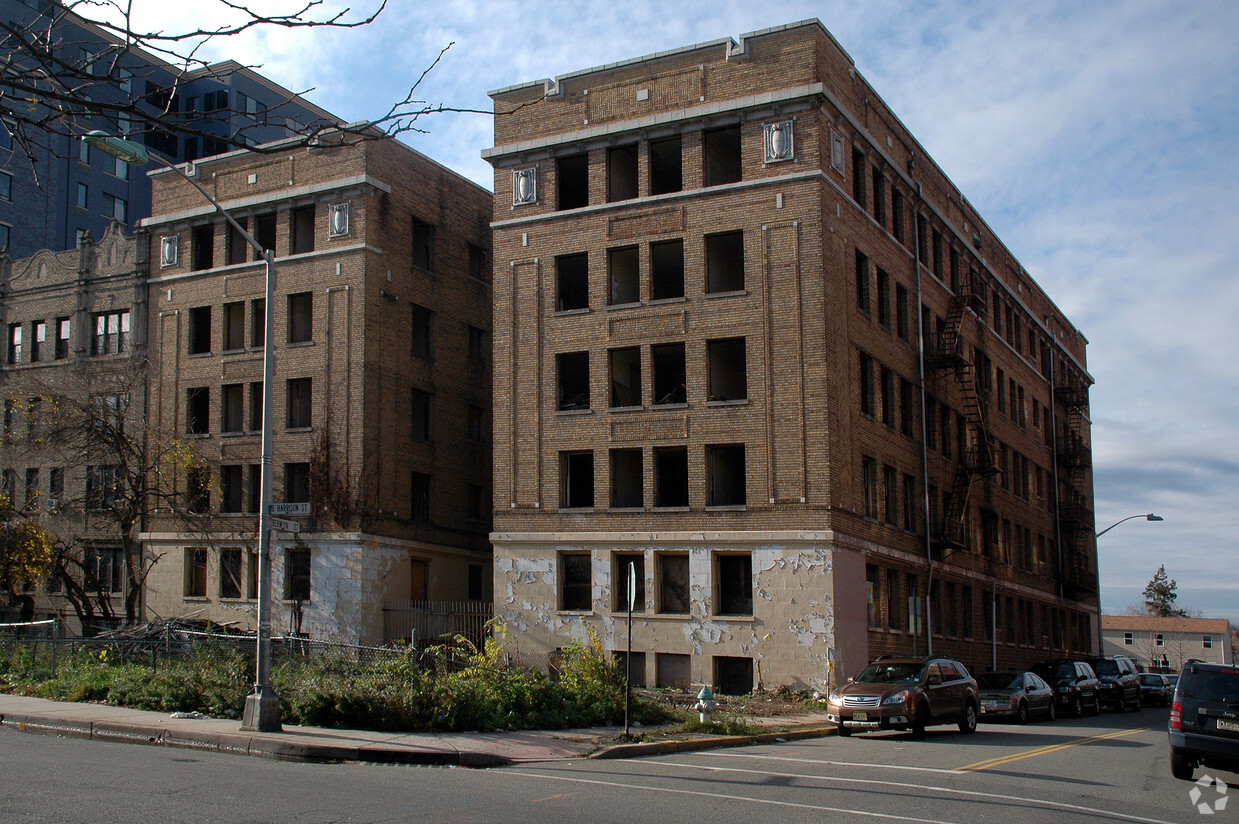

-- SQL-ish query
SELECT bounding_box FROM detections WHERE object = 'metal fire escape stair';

[1055,368,1095,595]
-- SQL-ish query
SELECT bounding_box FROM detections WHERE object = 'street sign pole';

[624,561,635,738]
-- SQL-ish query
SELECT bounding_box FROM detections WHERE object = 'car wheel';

[911,706,928,739]
[1090,693,1102,715]
[1015,701,1029,725]
[1071,695,1083,717]
[1170,747,1196,781]
[958,702,978,734]
[1046,700,1057,722]
[1130,691,1142,712]
[1114,693,1126,713]
[837,722,851,738]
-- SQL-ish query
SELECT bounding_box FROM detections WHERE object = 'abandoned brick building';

[137,134,494,642]
[484,20,1096,694]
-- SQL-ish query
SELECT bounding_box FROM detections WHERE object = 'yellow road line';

[956,728,1145,772]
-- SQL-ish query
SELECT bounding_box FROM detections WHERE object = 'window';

[613,553,645,612]
[192,224,214,271]
[715,553,753,615]
[703,125,741,186]
[467,243,489,282]
[609,347,641,408]
[852,146,866,206]
[408,217,436,272]
[903,473,916,531]
[705,231,744,293]
[220,465,243,513]
[650,239,685,300]
[410,304,433,358]
[249,382,263,431]
[286,378,312,428]
[84,547,123,594]
[556,153,589,210]
[652,343,686,405]
[859,351,874,417]
[608,245,639,305]
[49,467,63,511]
[250,299,265,347]
[610,448,642,509]
[410,388,432,441]
[91,310,129,356]
[1204,635,1214,649]
[872,166,885,224]
[187,465,210,513]
[467,404,486,442]
[184,548,208,597]
[896,284,909,340]
[410,471,431,522]
[188,306,211,354]
[186,387,210,434]
[658,553,690,614]
[881,368,895,427]
[900,378,915,437]
[284,463,309,503]
[247,465,261,514]
[76,182,88,210]
[219,548,251,599]
[892,188,905,244]
[7,323,21,363]
[466,483,485,522]
[287,292,312,343]
[254,214,276,257]
[707,338,747,401]
[931,230,943,278]
[559,553,591,611]
[876,268,890,327]
[555,253,589,311]
[556,351,590,411]
[707,444,746,507]
[884,465,898,526]
[106,195,127,223]
[223,301,245,351]
[855,250,870,314]
[468,564,484,600]
[652,446,688,508]
[221,384,243,433]
[291,205,315,255]
[0,224,8,252]
[1123,632,1134,646]
[649,135,682,195]
[560,451,594,509]
[866,565,880,627]
[23,467,38,510]
[607,144,638,202]
[862,456,877,518]
[0,172,11,202]
[85,467,119,510]
[225,218,249,266]
[285,548,311,601]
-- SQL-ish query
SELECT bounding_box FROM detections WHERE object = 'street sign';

[269,517,301,533]
[269,502,310,515]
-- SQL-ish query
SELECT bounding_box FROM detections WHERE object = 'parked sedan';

[1031,659,1101,717]
[978,671,1057,723]
[1139,672,1175,707]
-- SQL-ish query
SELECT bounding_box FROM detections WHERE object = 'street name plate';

[270,517,301,533]
[269,502,311,515]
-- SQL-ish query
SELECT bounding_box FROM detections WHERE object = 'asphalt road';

[1,706,1232,823]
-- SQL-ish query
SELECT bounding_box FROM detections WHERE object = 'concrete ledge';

[592,725,835,759]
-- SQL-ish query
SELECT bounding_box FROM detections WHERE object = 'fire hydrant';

[694,686,717,723]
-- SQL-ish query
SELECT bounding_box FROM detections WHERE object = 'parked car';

[1031,659,1101,717]
[828,656,979,738]
[1140,673,1175,707]
[1169,662,1239,780]
[977,671,1056,723]
[1086,655,1142,712]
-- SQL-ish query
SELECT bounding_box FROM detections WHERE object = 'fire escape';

[1055,366,1095,596]
[924,272,997,551]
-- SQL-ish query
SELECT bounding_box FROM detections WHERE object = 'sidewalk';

[0,693,836,767]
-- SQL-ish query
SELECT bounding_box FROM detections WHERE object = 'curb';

[591,724,837,759]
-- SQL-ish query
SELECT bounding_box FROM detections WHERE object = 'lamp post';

[1094,512,1164,655]
[84,131,283,731]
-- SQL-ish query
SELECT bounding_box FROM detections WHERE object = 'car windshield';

[978,673,1021,690]
[1139,674,1162,685]
[1033,663,1075,680]
[1091,660,1119,676]
[1179,668,1239,702]
[856,662,924,684]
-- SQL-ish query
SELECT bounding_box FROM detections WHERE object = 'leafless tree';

[0,0,479,180]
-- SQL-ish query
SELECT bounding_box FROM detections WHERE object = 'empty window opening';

[284,463,309,503]
[410,471,431,522]
[609,347,641,408]
[556,253,589,311]
[254,213,276,257]
[658,553,690,614]
[286,377,312,428]
[654,446,689,508]
[714,656,753,696]
[652,343,686,405]
[226,217,249,266]
[184,548,207,597]
[704,125,741,186]
[708,338,747,401]
[188,306,211,355]
[607,144,638,202]
[285,547,311,601]
[468,242,490,282]
[560,451,594,509]
[557,153,589,210]
[608,245,639,305]
[708,444,746,507]
[248,382,263,431]
[411,304,433,359]
[187,465,210,513]
[468,325,486,363]
[613,552,645,611]
[220,465,243,513]
[610,448,643,509]
[650,239,684,300]
[247,465,261,514]
[705,231,744,293]
[291,205,315,255]
[716,553,753,615]
[411,217,434,271]
[560,553,591,611]
[30,321,45,362]
[55,317,70,359]
[186,387,209,434]
[250,299,265,348]
[221,383,243,433]
[410,388,432,441]
[222,301,244,351]
[557,352,590,411]
[192,224,214,270]
[656,652,691,689]
[219,548,251,598]
[287,292,313,343]
[614,651,647,686]
[649,135,683,195]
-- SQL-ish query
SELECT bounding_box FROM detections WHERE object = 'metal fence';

[381,599,492,648]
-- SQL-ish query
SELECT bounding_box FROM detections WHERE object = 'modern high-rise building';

[484,20,1096,694]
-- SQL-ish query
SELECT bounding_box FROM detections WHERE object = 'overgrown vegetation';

[0,625,674,733]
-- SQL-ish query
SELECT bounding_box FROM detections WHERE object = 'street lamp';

[1093,512,1164,655]
[84,131,283,731]
[1096,513,1164,538]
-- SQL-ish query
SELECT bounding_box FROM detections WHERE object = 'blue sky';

[113,0,1239,621]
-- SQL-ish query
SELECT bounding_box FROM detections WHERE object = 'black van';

[1169,661,1239,780]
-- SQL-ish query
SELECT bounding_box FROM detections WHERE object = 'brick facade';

[486,20,1097,693]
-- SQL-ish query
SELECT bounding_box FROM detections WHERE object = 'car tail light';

[1170,701,1182,730]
